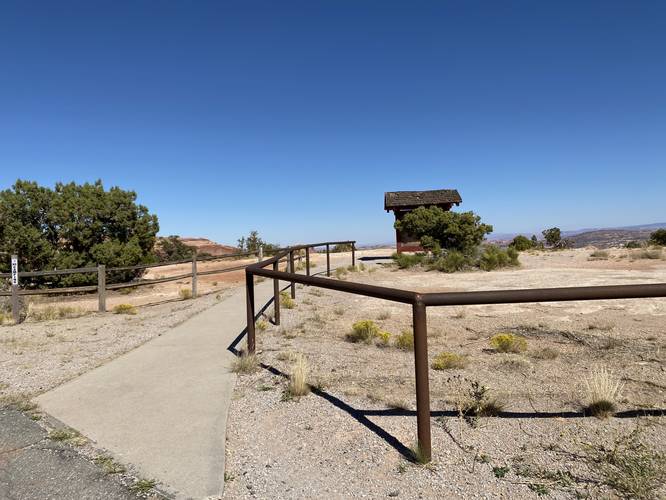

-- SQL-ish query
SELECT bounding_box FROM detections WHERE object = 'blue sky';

[1,1,664,245]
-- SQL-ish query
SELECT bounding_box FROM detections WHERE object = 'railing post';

[258,245,263,262]
[10,254,19,324]
[272,260,280,325]
[326,244,331,277]
[305,247,310,276]
[191,250,198,298]
[352,242,356,267]
[246,271,256,353]
[412,300,432,462]
[289,250,296,299]
[97,264,106,312]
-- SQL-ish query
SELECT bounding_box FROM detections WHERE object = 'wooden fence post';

[10,254,19,324]
[97,264,106,312]
[352,242,356,267]
[191,250,198,298]
[258,245,263,262]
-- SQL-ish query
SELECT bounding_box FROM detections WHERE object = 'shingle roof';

[384,189,462,211]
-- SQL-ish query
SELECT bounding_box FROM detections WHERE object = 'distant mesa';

[180,237,238,256]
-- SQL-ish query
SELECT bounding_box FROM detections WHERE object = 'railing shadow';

[229,286,666,462]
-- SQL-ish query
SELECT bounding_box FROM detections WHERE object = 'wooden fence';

[0,247,300,323]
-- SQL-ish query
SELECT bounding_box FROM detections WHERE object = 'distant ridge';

[181,237,238,256]
[489,222,666,248]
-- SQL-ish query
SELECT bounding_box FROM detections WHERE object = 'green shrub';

[346,320,380,343]
[392,252,426,269]
[649,229,666,246]
[542,227,562,247]
[431,250,469,273]
[490,333,527,353]
[625,240,642,249]
[431,352,468,370]
[394,206,493,254]
[280,291,295,309]
[394,330,414,351]
[332,243,352,252]
[479,245,519,271]
[375,330,391,346]
[113,304,137,315]
[509,235,533,251]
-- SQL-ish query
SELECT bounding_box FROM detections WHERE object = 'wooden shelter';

[385,189,462,253]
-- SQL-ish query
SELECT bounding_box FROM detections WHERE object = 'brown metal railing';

[245,241,666,462]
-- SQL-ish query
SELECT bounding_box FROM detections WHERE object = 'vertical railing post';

[97,264,106,312]
[246,270,256,353]
[351,242,356,268]
[258,245,263,262]
[305,247,310,276]
[289,250,296,299]
[191,250,198,298]
[10,254,19,324]
[412,299,432,462]
[272,260,280,325]
[326,244,331,277]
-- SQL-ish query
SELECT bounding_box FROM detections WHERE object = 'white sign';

[11,257,18,286]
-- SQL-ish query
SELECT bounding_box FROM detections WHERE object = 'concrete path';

[0,407,134,500]
[35,253,361,499]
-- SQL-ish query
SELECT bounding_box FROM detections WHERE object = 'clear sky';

[1,1,664,245]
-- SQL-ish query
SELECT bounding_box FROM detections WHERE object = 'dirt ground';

[223,247,666,499]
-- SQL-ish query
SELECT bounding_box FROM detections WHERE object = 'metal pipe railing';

[245,240,666,463]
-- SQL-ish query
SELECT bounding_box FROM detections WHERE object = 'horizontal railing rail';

[244,240,666,463]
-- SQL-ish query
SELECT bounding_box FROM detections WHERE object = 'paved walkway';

[35,254,358,499]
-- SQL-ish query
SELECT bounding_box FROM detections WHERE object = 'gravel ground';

[223,249,666,499]
[0,290,231,399]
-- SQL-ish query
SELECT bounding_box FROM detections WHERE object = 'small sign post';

[10,254,19,324]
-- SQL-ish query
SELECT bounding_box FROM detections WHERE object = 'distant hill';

[181,238,238,256]
[489,222,666,248]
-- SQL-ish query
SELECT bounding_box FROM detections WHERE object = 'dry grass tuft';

[280,291,295,309]
[179,288,193,300]
[287,354,310,397]
[431,351,468,370]
[531,347,559,360]
[112,304,137,315]
[29,305,86,322]
[583,366,623,418]
[231,352,260,374]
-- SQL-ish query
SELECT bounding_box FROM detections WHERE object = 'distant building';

[384,189,462,253]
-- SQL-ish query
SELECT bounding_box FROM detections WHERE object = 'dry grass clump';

[377,310,391,320]
[231,352,260,375]
[531,347,559,360]
[490,333,527,353]
[346,320,380,343]
[287,354,310,397]
[375,330,391,346]
[394,330,414,351]
[280,291,295,309]
[179,288,192,300]
[112,304,137,315]
[256,320,268,331]
[29,305,86,322]
[0,311,11,325]
[583,366,624,418]
[589,250,610,260]
[431,351,468,370]
[94,455,126,474]
[335,267,348,279]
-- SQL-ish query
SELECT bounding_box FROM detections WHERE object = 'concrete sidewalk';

[35,253,358,499]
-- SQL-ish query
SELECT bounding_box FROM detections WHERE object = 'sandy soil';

[223,247,666,499]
